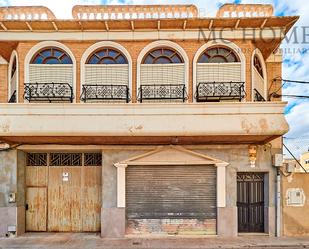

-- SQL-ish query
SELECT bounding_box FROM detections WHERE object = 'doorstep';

[238,233,270,236]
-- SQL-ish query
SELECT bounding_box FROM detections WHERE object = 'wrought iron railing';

[24,83,74,103]
[138,84,187,103]
[196,82,246,102]
[253,89,266,102]
[8,90,16,103]
[80,84,130,103]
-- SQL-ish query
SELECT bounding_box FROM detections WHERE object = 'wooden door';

[237,172,265,233]
[25,153,48,232]
[48,166,82,232]
[25,152,102,232]
[26,187,47,231]
[82,166,102,231]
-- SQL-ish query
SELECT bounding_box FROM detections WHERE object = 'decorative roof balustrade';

[0,6,55,20]
[217,4,274,18]
[72,5,198,20]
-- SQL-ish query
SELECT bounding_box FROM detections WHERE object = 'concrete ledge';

[0,102,288,138]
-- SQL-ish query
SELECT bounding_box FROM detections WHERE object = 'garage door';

[25,152,102,232]
[126,165,217,235]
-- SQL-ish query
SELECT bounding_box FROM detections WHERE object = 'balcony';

[81,84,130,103]
[24,83,74,103]
[138,84,187,103]
[196,82,245,102]
[0,102,289,145]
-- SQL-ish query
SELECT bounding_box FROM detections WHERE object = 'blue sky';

[1,0,308,156]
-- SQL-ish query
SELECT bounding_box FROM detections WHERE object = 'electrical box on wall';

[8,193,16,203]
[272,154,283,167]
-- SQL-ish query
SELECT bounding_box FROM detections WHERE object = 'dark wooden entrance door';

[237,172,264,233]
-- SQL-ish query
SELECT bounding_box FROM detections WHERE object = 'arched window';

[143,48,184,64]
[198,46,240,63]
[30,47,72,64]
[253,55,264,78]
[86,48,128,64]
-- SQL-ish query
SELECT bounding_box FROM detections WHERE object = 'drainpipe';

[276,168,281,237]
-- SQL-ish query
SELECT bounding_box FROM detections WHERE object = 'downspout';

[276,168,281,237]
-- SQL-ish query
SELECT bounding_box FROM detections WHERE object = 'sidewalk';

[1,233,309,249]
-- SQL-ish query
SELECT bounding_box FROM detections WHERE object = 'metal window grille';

[84,153,102,166]
[196,82,246,102]
[49,153,82,166]
[24,83,74,103]
[81,84,130,102]
[26,153,48,166]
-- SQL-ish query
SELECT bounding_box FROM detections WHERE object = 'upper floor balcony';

[6,39,270,104]
[0,102,289,145]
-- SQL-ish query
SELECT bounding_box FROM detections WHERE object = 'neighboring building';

[0,4,298,237]
[300,151,309,172]
[287,151,309,172]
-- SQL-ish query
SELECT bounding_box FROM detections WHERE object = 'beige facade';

[0,3,299,238]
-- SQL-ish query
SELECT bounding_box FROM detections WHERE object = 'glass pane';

[101,58,116,64]
[45,58,60,64]
[116,55,127,64]
[108,50,118,57]
[156,57,171,64]
[171,55,182,63]
[53,49,62,58]
[211,56,227,63]
[61,55,72,64]
[97,50,106,58]
[198,54,209,63]
[32,55,43,64]
[41,49,52,57]
[164,49,174,56]
[89,56,99,64]
[144,56,154,64]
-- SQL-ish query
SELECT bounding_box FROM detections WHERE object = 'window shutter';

[84,64,129,85]
[141,64,185,85]
[29,65,73,85]
[197,63,241,83]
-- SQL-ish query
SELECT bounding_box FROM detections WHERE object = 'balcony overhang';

[0,102,289,145]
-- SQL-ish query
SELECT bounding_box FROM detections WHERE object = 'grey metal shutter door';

[126,165,217,219]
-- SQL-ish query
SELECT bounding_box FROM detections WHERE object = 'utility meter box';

[272,154,283,167]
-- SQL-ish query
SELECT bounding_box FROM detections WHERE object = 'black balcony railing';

[138,84,187,103]
[253,89,266,102]
[81,84,130,103]
[24,83,74,103]
[8,90,16,103]
[196,82,246,102]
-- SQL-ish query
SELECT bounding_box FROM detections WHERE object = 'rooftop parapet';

[217,4,274,18]
[72,5,198,20]
[0,6,55,20]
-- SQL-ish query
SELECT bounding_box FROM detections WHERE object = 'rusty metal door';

[25,152,102,232]
[126,165,217,235]
[237,172,264,233]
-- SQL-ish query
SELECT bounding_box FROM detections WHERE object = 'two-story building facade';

[0,4,298,238]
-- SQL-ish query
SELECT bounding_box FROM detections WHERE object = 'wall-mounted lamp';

[249,145,257,168]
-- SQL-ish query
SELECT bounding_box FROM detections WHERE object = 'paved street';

[0,233,309,249]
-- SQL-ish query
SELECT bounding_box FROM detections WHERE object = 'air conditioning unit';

[272,154,283,167]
